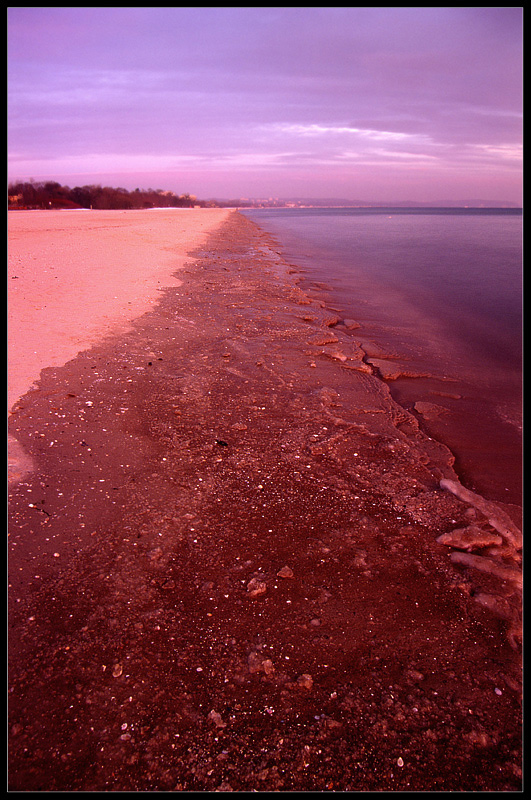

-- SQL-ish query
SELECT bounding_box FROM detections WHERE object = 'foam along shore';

[8,208,232,414]
[8,210,521,791]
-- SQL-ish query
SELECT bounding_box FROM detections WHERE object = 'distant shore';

[8,179,521,212]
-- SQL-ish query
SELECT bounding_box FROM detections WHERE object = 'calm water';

[243,208,523,507]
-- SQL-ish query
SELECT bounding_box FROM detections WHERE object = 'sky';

[7,7,523,203]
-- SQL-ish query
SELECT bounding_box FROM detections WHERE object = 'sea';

[242,207,523,509]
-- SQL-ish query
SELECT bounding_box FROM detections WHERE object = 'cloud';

[470,143,522,162]
[7,7,522,200]
[267,122,433,144]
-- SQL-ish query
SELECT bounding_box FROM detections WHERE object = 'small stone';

[465,730,491,747]
[323,717,342,730]
[112,664,123,678]
[247,577,267,597]
[343,318,361,330]
[248,651,275,675]
[397,757,404,767]
[326,350,348,362]
[207,709,227,729]
[248,651,264,673]
[262,659,275,676]
[352,551,367,567]
[147,547,163,562]
[297,673,313,690]
[277,565,294,579]
[405,669,425,683]
[318,589,332,604]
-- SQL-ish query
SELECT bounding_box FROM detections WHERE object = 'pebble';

[277,565,294,579]
[326,350,348,362]
[247,577,267,597]
[405,669,425,683]
[262,659,275,676]
[343,318,361,330]
[207,709,227,729]
[248,651,264,673]
[297,674,313,690]
[465,730,491,747]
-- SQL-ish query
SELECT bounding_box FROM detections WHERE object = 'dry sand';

[8,210,522,791]
[8,208,231,413]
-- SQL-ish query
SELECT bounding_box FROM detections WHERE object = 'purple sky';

[8,7,522,202]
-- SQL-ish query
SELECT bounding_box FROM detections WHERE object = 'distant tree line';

[7,180,325,210]
[7,180,218,210]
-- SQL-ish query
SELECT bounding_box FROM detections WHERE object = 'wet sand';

[8,211,522,791]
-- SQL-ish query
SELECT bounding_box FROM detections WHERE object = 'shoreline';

[8,211,522,790]
[242,208,523,511]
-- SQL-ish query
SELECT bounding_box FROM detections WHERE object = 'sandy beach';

[8,208,231,414]
[8,210,522,791]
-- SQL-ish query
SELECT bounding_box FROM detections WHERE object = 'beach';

[8,210,522,791]
[8,208,232,415]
